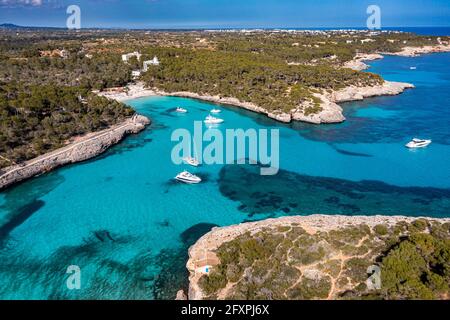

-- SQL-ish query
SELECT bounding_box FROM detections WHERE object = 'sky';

[0,0,450,29]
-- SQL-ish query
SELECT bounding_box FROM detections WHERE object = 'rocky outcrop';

[343,53,384,71]
[290,81,414,124]
[0,115,150,190]
[175,290,188,300]
[332,81,415,102]
[186,214,450,300]
[102,80,413,126]
[291,93,346,124]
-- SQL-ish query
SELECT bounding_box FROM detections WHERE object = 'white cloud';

[0,0,44,7]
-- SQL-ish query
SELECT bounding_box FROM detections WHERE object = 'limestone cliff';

[0,115,150,190]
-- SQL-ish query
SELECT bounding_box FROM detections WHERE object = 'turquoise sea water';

[0,53,449,299]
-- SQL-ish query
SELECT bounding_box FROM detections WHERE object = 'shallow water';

[0,53,449,299]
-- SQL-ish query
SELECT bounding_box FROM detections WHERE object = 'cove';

[0,53,449,299]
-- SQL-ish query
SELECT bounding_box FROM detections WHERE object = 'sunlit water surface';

[0,53,449,299]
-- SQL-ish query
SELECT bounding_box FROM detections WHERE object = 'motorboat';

[175,171,202,184]
[410,67,417,70]
[210,108,222,114]
[175,107,188,113]
[405,138,432,149]
[204,115,224,124]
[183,156,200,167]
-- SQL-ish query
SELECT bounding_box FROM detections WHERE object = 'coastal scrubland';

[0,28,448,169]
[0,83,134,169]
[197,219,450,300]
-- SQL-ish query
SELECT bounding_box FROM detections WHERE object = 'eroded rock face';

[175,290,188,300]
[291,81,413,124]
[292,95,346,124]
[0,115,150,190]
[267,112,292,123]
[332,81,415,102]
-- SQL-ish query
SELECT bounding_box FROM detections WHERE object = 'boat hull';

[405,141,432,148]
[175,177,201,184]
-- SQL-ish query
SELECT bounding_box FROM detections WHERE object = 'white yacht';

[175,107,188,113]
[204,115,224,124]
[175,171,202,184]
[405,138,432,149]
[183,156,200,167]
[210,108,222,114]
[410,67,417,70]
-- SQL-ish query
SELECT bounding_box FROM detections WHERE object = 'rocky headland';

[386,43,450,57]
[343,53,384,71]
[344,44,450,71]
[102,80,413,125]
[0,115,150,190]
[100,44,450,125]
[186,215,450,300]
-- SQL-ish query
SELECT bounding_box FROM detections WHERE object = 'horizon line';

[2,23,450,31]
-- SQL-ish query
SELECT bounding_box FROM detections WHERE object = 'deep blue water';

[0,53,449,299]
[383,27,450,36]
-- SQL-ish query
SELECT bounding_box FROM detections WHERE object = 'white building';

[122,51,142,63]
[131,70,142,79]
[361,38,375,44]
[194,251,219,276]
[143,56,160,72]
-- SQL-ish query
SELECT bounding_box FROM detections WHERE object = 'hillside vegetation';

[0,82,133,169]
[198,219,450,300]
[0,29,446,168]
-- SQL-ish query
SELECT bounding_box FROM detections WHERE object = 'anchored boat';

[204,115,224,124]
[183,156,200,167]
[406,138,432,149]
[175,107,188,113]
[175,171,202,184]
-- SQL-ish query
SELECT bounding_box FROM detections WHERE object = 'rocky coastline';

[99,45,449,125]
[186,214,450,300]
[344,44,450,71]
[385,43,450,57]
[102,43,450,125]
[101,80,413,125]
[343,53,384,71]
[0,115,150,191]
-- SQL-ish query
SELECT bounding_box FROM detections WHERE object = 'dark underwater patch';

[219,164,450,217]
[0,200,45,239]
[329,145,373,158]
[160,108,179,117]
[0,172,64,241]
[156,219,171,228]
[0,221,221,300]
[180,223,218,247]
[93,230,115,243]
